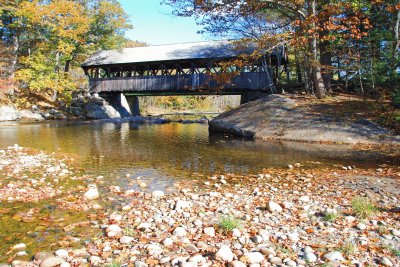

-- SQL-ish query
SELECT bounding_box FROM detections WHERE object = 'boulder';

[0,106,20,121]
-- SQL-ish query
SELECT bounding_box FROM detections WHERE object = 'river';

[0,118,397,260]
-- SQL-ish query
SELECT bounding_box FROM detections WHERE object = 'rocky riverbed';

[1,147,399,267]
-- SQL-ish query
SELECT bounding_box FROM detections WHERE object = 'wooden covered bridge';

[81,40,287,116]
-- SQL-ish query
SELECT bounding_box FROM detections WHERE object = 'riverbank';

[209,94,400,145]
[1,146,399,266]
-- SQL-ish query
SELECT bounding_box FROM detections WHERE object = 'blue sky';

[119,0,208,45]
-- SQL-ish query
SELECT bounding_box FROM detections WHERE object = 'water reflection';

[0,120,397,181]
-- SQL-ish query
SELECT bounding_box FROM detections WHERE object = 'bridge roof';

[81,40,260,67]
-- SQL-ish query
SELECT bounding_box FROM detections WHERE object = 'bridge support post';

[125,95,140,116]
[240,91,268,104]
[99,92,132,117]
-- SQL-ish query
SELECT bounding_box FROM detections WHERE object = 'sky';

[119,0,209,45]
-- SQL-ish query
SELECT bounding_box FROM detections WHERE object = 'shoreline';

[0,146,399,266]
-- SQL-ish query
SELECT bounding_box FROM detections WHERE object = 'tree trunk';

[394,2,400,74]
[308,0,327,98]
[320,40,332,92]
[9,33,19,80]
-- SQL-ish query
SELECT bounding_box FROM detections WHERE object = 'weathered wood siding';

[89,72,272,93]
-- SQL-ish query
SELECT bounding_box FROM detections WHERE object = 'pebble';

[173,226,187,237]
[175,200,192,211]
[241,252,264,264]
[267,201,283,213]
[269,256,282,265]
[54,249,68,259]
[230,261,246,267]
[391,229,400,236]
[83,184,99,200]
[215,245,234,262]
[39,257,65,267]
[12,243,27,251]
[380,257,393,266]
[163,238,173,246]
[304,252,317,262]
[356,223,367,230]
[151,190,164,198]
[120,236,134,244]
[203,227,215,237]
[323,251,344,262]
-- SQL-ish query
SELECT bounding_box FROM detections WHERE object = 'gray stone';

[83,97,121,120]
[19,110,44,121]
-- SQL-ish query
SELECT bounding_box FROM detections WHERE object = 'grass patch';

[123,226,135,236]
[351,197,378,219]
[323,211,340,222]
[218,214,242,233]
[106,262,121,267]
[385,245,400,258]
[339,241,358,257]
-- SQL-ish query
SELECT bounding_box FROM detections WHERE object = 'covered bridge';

[81,40,288,116]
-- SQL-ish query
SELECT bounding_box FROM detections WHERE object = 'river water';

[0,118,397,260]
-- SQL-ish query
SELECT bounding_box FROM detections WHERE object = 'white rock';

[241,252,264,264]
[323,251,344,262]
[188,254,206,264]
[215,245,234,262]
[163,238,173,246]
[55,249,68,259]
[380,257,393,266]
[89,256,101,265]
[83,184,99,200]
[304,252,317,262]
[12,243,26,251]
[267,201,283,213]
[60,262,71,267]
[391,229,400,236]
[139,182,147,188]
[232,228,241,237]
[203,227,215,237]
[40,257,65,267]
[299,195,310,202]
[106,224,122,233]
[174,200,192,211]
[356,223,367,230]
[120,236,134,244]
[173,227,187,237]
[152,190,165,198]
[230,260,246,267]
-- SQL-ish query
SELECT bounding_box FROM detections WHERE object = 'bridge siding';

[89,72,272,94]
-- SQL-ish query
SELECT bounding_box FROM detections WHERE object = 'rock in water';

[83,184,99,200]
[39,257,65,267]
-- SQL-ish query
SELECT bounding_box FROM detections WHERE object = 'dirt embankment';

[209,94,400,144]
